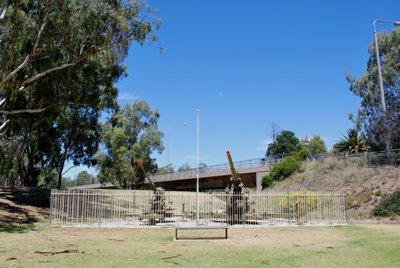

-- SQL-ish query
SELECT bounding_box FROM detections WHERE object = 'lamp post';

[196,109,200,226]
[373,19,400,152]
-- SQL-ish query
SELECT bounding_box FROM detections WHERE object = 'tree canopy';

[0,1,160,187]
[75,171,97,186]
[266,130,302,157]
[0,0,159,119]
[97,101,163,188]
[306,135,327,156]
[347,29,400,150]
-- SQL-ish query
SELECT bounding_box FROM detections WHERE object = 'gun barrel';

[138,161,157,191]
[226,151,239,181]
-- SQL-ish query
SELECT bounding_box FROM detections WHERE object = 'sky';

[66,0,400,178]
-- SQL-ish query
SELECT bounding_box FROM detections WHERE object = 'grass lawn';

[1,224,400,267]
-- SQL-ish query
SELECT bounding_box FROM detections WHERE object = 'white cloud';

[118,92,139,102]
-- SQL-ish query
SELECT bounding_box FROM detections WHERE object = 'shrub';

[372,188,400,217]
[262,150,305,189]
[280,190,319,210]
[262,175,274,188]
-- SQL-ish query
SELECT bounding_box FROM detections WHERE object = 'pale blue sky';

[66,0,400,178]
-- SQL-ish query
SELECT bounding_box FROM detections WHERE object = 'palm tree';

[334,129,369,154]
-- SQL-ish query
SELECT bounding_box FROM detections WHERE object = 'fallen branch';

[162,254,182,260]
[34,249,83,256]
[107,238,124,242]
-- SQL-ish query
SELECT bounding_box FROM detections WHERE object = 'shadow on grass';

[0,187,50,233]
[0,222,35,233]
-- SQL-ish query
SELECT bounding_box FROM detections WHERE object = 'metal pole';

[167,131,170,173]
[196,109,200,226]
[373,21,387,113]
[373,19,400,153]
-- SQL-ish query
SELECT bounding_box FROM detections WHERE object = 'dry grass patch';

[1,225,400,267]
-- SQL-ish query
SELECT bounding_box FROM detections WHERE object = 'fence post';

[49,189,54,225]
[98,192,103,227]
[345,194,348,225]
[305,191,308,224]
[288,192,291,226]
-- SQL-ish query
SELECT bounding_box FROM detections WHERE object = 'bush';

[262,150,305,189]
[262,175,274,188]
[372,188,400,217]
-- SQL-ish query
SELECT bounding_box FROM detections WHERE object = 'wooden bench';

[175,226,228,240]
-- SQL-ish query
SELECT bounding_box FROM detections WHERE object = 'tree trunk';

[57,172,63,189]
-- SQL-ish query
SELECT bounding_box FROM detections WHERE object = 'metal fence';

[50,190,347,227]
[315,149,400,166]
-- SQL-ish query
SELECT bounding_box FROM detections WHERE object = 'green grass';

[1,224,400,267]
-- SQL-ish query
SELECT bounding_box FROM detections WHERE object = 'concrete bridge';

[147,157,281,192]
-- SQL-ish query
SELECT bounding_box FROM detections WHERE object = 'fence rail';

[50,190,347,228]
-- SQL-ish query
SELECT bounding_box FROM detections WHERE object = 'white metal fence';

[50,190,347,227]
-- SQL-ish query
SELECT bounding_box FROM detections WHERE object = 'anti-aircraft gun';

[137,161,167,225]
[225,151,249,224]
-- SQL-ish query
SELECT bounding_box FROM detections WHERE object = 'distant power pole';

[271,121,280,143]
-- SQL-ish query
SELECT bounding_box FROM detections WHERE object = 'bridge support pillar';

[256,171,267,192]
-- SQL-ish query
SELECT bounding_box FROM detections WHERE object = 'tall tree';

[0,0,160,132]
[347,29,400,150]
[266,130,302,157]
[75,171,97,186]
[48,107,101,189]
[307,135,328,156]
[0,1,160,186]
[97,101,163,188]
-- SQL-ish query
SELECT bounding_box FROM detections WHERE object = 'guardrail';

[313,149,400,165]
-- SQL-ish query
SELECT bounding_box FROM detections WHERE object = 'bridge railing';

[152,156,280,182]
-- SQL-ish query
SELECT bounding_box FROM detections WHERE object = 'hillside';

[268,157,400,222]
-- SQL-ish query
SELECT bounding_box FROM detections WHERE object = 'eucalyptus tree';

[0,1,160,186]
[347,29,400,150]
[97,101,163,188]
[0,0,160,125]
[266,130,302,157]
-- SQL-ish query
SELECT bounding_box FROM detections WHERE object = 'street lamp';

[373,19,400,152]
[196,108,200,226]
